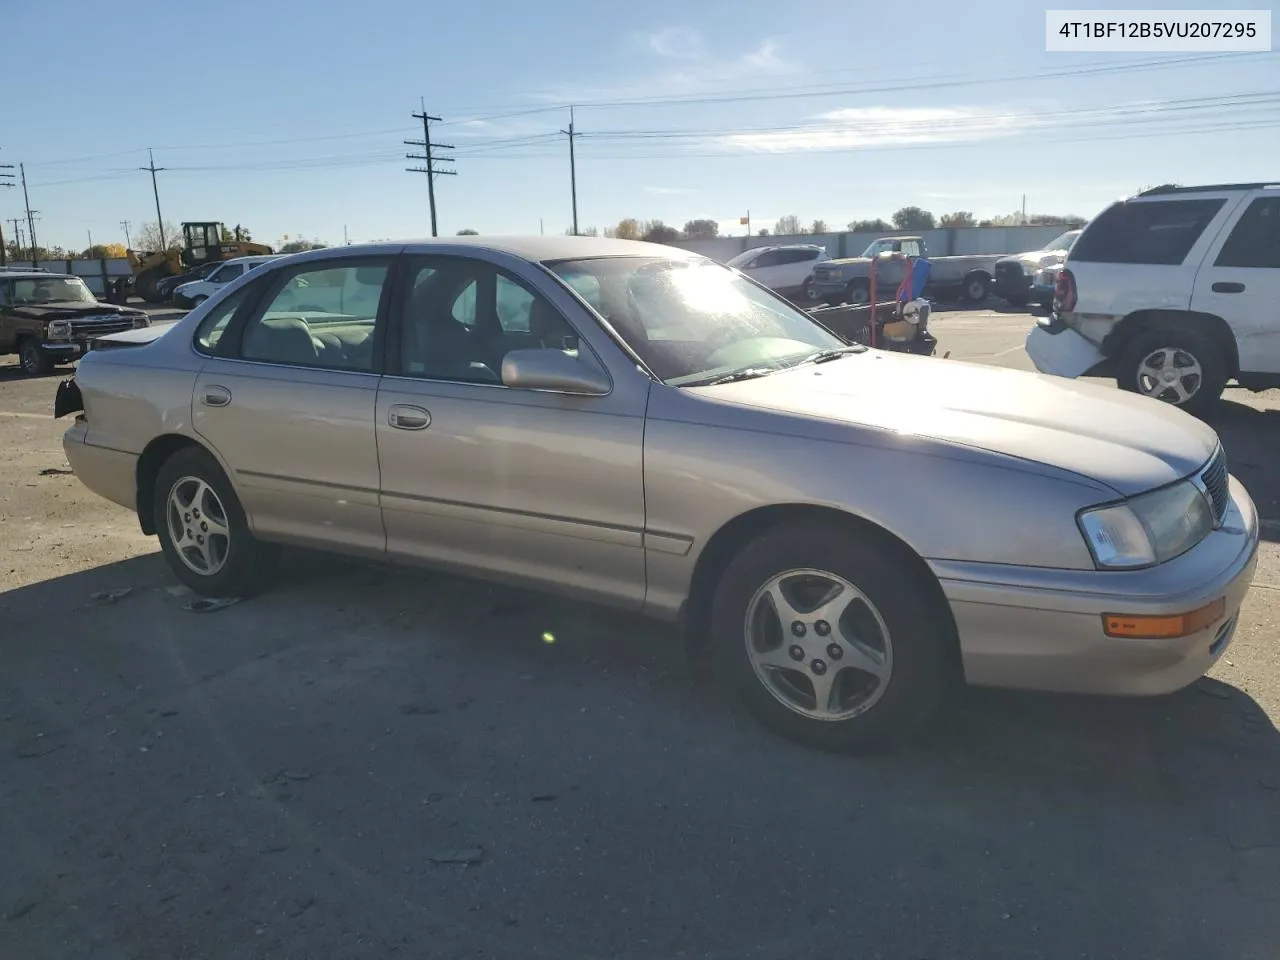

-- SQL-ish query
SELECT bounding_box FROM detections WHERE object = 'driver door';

[375,253,649,608]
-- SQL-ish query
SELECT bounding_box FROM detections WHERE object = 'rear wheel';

[1116,329,1227,416]
[711,521,954,752]
[963,272,990,304]
[153,446,277,598]
[17,339,52,376]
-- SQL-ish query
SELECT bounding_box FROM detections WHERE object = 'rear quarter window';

[1070,198,1226,266]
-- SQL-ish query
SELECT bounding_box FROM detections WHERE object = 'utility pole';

[1021,194,1027,225]
[343,224,349,246]
[0,151,13,266]
[405,100,455,237]
[9,220,23,261]
[120,219,132,249]
[20,163,38,263]
[87,229,94,254]
[560,107,578,236]
[140,148,166,248]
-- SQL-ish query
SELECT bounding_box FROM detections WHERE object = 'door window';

[210,263,243,284]
[397,258,582,384]
[1215,198,1280,269]
[237,261,389,371]
[752,250,783,268]
[194,285,256,354]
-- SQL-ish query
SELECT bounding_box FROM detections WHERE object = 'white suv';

[726,244,830,300]
[1026,182,1280,415]
[174,255,281,307]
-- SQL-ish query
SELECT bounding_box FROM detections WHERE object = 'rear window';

[1070,198,1225,266]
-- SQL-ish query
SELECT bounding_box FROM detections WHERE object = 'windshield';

[1044,230,1080,252]
[11,277,95,304]
[725,250,758,268]
[549,256,848,386]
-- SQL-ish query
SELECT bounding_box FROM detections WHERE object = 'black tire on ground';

[1115,328,1228,417]
[845,279,870,306]
[710,520,955,752]
[152,445,278,598]
[134,267,168,304]
[17,339,53,376]
[963,272,991,304]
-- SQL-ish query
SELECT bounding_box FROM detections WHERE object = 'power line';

[405,101,456,237]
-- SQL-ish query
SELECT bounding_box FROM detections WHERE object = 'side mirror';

[501,348,610,396]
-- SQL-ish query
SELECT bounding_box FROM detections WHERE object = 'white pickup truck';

[1026,181,1280,416]
[807,236,1002,306]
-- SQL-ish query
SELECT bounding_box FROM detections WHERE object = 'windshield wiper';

[785,345,867,368]
[683,366,779,387]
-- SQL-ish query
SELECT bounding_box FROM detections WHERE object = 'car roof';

[0,270,77,280]
[315,235,705,264]
[1136,182,1280,197]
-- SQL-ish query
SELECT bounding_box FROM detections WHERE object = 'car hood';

[695,351,1219,496]
[5,302,142,321]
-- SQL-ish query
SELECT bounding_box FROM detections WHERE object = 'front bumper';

[935,475,1259,696]
[809,278,849,298]
[40,341,89,360]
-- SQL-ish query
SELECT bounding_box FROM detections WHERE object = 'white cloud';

[723,106,1029,153]
[647,26,705,60]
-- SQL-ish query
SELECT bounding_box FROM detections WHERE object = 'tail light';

[1054,268,1077,313]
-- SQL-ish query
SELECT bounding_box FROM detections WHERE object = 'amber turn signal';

[1103,598,1226,640]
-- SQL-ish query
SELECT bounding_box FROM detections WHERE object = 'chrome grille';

[67,314,135,338]
[1200,447,1229,525]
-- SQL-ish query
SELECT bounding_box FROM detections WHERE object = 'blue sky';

[3,0,1277,250]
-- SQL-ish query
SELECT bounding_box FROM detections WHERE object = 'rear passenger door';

[190,256,394,555]
[1192,193,1280,374]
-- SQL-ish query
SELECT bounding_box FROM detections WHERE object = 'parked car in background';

[0,271,149,376]
[56,236,1258,751]
[994,229,1083,306]
[808,236,1000,306]
[1032,261,1066,307]
[173,255,281,308]
[157,260,224,304]
[1027,182,1280,416]
[726,244,830,300]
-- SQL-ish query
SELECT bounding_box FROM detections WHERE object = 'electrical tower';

[404,100,455,237]
[120,219,133,250]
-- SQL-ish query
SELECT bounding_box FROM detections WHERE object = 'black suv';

[0,270,150,376]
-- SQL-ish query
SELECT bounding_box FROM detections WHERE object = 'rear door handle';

[388,404,431,431]
[1212,281,1246,294]
[201,385,232,407]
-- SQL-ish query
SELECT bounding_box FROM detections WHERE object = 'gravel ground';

[1,304,1279,960]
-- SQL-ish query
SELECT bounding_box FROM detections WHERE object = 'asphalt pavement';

[1,304,1278,960]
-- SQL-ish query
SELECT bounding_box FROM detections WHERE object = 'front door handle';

[388,404,431,431]
[201,385,232,407]
[1212,281,1246,294]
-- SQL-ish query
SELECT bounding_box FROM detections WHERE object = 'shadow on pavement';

[2,550,1278,959]
[1206,397,1280,541]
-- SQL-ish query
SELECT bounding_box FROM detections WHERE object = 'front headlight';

[1078,480,1214,569]
[131,314,150,329]
[47,320,72,339]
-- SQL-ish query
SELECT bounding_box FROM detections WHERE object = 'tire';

[1116,328,1227,417]
[963,273,990,304]
[710,521,954,752]
[845,279,870,306]
[17,339,53,377]
[134,268,167,304]
[153,446,278,598]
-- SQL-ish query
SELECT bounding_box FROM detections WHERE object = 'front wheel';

[1116,329,1227,416]
[153,446,277,598]
[845,279,870,306]
[18,340,53,376]
[711,522,954,752]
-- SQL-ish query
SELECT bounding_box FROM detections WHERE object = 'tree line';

[494,207,1086,244]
